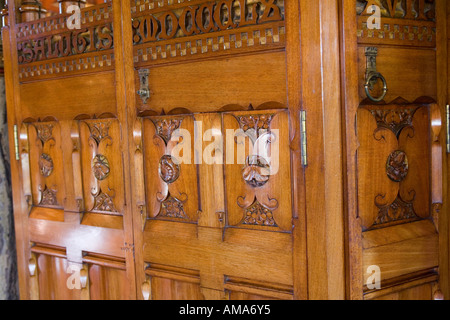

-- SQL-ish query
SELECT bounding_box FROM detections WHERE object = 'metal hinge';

[14,124,19,161]
[447,104,450,154]
[300,111,308,167]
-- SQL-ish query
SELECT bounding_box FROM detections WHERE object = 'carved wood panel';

[223,109,292,232]
[357,99,431,231]
[142,114,199,223]
[26,120,65,210]
[79,118,124,216]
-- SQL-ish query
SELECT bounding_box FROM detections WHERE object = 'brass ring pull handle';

[364,72,387,102]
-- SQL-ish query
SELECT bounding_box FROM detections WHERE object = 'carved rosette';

[159,155,180,184]
[92,154,110,181]
[242,155,270,188]
[39,153,54,177]
[242,200,277,227]
[153,119,183,144]
[386,150,409,182]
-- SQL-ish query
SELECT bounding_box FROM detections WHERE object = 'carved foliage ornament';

[374,194,418,227]
[159,195,188,220]
[153,118,183,145]
[92,191,117,213]
[242,199,277,227]
[370,108,416,138]
[88,121,112,146]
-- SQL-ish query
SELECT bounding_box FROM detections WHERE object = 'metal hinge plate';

[447,104,450,154]
[300,111,308,167]
[14,124,19,161]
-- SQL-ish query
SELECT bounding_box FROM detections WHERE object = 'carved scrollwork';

[159,155,180,184]
[386,150,409,182]
[39,153,54,177]
[92,154,111,181]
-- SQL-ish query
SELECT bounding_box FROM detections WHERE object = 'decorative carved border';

[132,0,286,65]
[356,0,436,47]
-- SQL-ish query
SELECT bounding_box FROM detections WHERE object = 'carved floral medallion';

[386,150,409,182]
[39,153,54,177]
[242,155,270,188]
[92,154,111,181]
[159,155,180,184]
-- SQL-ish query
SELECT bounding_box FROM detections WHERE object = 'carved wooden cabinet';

[1,0,449,300]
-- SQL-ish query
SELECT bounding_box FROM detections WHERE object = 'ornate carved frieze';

[356,0,436,47]
[132,0,286,65]
[16,1,114,81]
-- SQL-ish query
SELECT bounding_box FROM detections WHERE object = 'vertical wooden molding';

[285,0,307,300]
[436,0,449,300]
[112,0,139,300]
[339,0,364,300]
[320,0,346,300]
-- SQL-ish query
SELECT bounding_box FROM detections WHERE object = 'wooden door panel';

[357,99,440,292]
[27,121,65,210]
[142,114,199,223]
[79,118,125,218]
[223,109,292,231]
[357,102,432,230]
[88,263,130,300]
